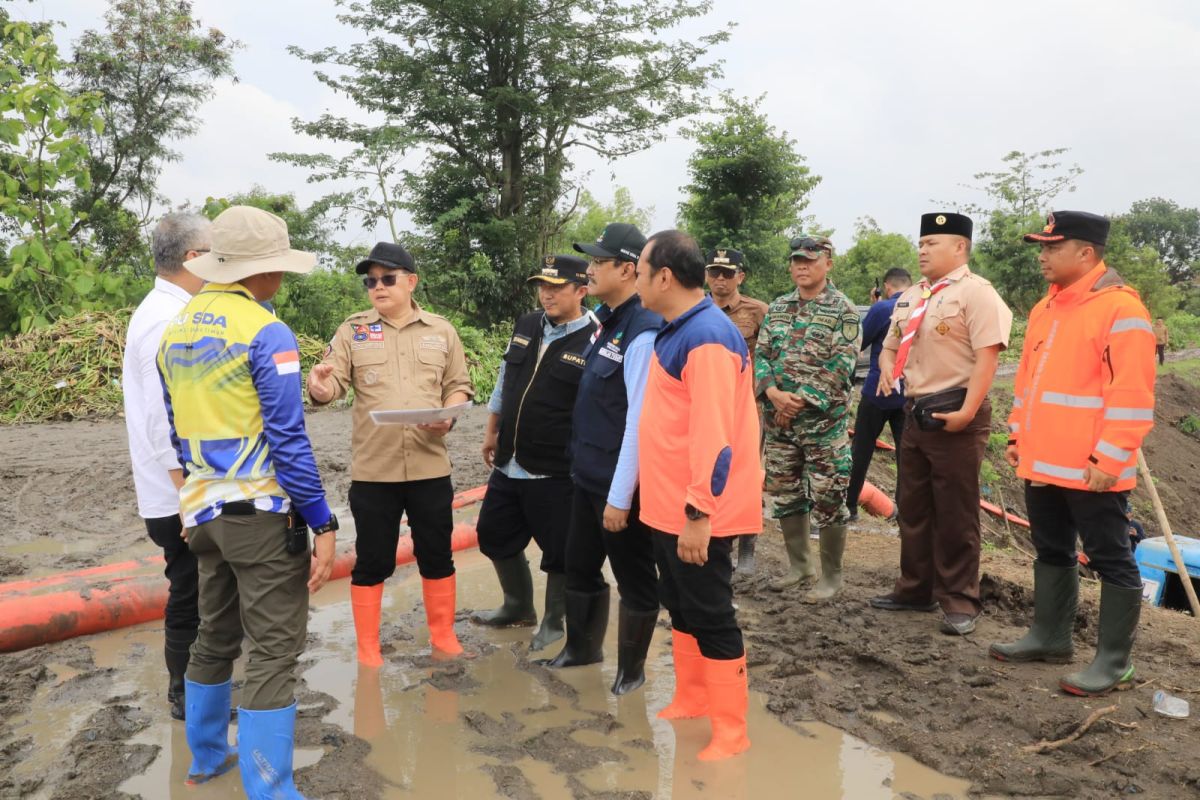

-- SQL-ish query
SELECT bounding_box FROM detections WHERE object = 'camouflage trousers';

[764,420,852,527]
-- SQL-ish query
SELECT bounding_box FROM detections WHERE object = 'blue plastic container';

[1136,535,1200,611]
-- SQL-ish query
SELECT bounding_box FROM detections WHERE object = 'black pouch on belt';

[913,387,968,431]
[285,510,310,556]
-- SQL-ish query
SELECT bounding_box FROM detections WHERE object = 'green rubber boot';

[1059,583,1141,697]
[804,524,847,603]
[769,514,815,592]
[989,560,1077,663]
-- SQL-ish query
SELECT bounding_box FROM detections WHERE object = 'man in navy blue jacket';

[846,268,911,522]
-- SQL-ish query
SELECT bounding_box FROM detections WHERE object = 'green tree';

[835,217,918,305]
[68,0,238,271]
[281,0,728,325]
[546,187,653,255]
[1117,197,1200,284]
[0,18,131,333]
[677,94,820,301]
[1104,221,1180,317]
[269,124,409,241]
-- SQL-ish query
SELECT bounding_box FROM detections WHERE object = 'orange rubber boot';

[422,575,464,656]
[657,631,709,720]
[350,583,385,667]
[697,654,750,761]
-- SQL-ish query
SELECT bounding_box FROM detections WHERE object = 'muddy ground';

[2,370,1200,798]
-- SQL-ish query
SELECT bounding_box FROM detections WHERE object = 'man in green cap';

[756,236,860,601]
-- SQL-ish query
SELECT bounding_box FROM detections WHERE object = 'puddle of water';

[12,538,973,799]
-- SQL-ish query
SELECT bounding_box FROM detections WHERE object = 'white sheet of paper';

[369,401,473,426]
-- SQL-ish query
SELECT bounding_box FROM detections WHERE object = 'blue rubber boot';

[184,678,237,785]
[237,702,305,799]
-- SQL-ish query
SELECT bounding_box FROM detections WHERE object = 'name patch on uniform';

[510,334,531,348]
[598,346,624,363]
[419,335,448,352]
[897,301,910,308]
[810,313,838,329]
[560,352,587,368]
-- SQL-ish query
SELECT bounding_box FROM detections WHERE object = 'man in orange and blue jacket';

[635,230,763,761]
[990,210,1155,697]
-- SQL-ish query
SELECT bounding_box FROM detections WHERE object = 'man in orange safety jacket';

[990,210,1155,697]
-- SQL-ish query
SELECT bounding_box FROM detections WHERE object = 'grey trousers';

[185,510,309,710]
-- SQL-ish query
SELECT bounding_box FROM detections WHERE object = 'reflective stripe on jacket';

[1008,262,1155,492]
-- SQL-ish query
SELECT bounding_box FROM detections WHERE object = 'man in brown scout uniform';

[308,242,475,664]
[706,247,768,576]
[871,213,1013,635]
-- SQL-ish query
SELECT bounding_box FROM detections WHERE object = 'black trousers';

[145,515,200,636]
[476,470,573,573]
[564,486,658,613]
[847,398,905,512]
[651,530,742,660]
[1025,482,1143,590]
[1156,344,1165,366]
[350,477,455,583]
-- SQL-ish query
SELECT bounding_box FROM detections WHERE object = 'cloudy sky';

[17,0,1200,250]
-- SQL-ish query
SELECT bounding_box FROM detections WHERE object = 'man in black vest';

[536,223,664,695]
[473,255,598,652]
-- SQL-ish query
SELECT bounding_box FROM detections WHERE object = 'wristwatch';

[312,512,339,536]
[684,504,708,521]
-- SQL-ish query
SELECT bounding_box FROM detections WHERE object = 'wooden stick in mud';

[1137,449,1200,619]
[1023,704,1120,754]
[995,482,1014,543]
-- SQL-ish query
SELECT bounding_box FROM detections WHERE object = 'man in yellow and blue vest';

[158,205,338,799]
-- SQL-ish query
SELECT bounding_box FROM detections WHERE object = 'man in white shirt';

[123,212,210,720]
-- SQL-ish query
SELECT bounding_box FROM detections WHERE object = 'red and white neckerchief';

[891,277,952,380]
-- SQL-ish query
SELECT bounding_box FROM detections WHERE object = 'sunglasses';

[790,236,832,253]
[705,267,737,278]
[363,274,402,289]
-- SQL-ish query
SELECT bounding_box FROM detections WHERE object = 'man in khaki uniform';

[871,213,1012,636]
[308,242,474,664]
[706,248,769,352]
[1153,317,1168,365]
[706,247,768,575]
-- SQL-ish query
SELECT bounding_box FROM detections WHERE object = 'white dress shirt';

[123,277,192,519]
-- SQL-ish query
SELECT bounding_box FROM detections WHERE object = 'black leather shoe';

[869,593,939,612]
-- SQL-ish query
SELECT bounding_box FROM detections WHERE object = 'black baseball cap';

[355,241,415,274]
[1023,211,1110,247]
[528,254,589,286]
[706,248,745,270]
[574,222,647,263]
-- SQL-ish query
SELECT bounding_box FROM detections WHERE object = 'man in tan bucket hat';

[157,205,339,799]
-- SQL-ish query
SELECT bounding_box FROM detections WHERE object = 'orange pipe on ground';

[857,481,894,518]
[0,521,479,653]
[979,499,1030,529]
[0,485,488,596]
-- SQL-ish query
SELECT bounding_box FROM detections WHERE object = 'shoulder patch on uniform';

[841,313,861,341]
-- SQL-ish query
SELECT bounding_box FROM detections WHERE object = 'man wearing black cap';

[872,213,1012,636]
[536,223,664,695]
[707,247,769,577]
[991,211,1155,697]
[472,255,598,653]
[308,242,475,664]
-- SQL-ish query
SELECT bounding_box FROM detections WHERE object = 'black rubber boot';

[611,604,658,696]
[164,629,195,721]
[1060,583,1141,696]
[530,572,568,651]
[733,536,757,577]
[537,585,610,668]
[471,555,537,627]
[989,560,1077,663]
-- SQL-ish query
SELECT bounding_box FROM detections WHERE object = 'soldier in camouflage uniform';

[755,236,861,601]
